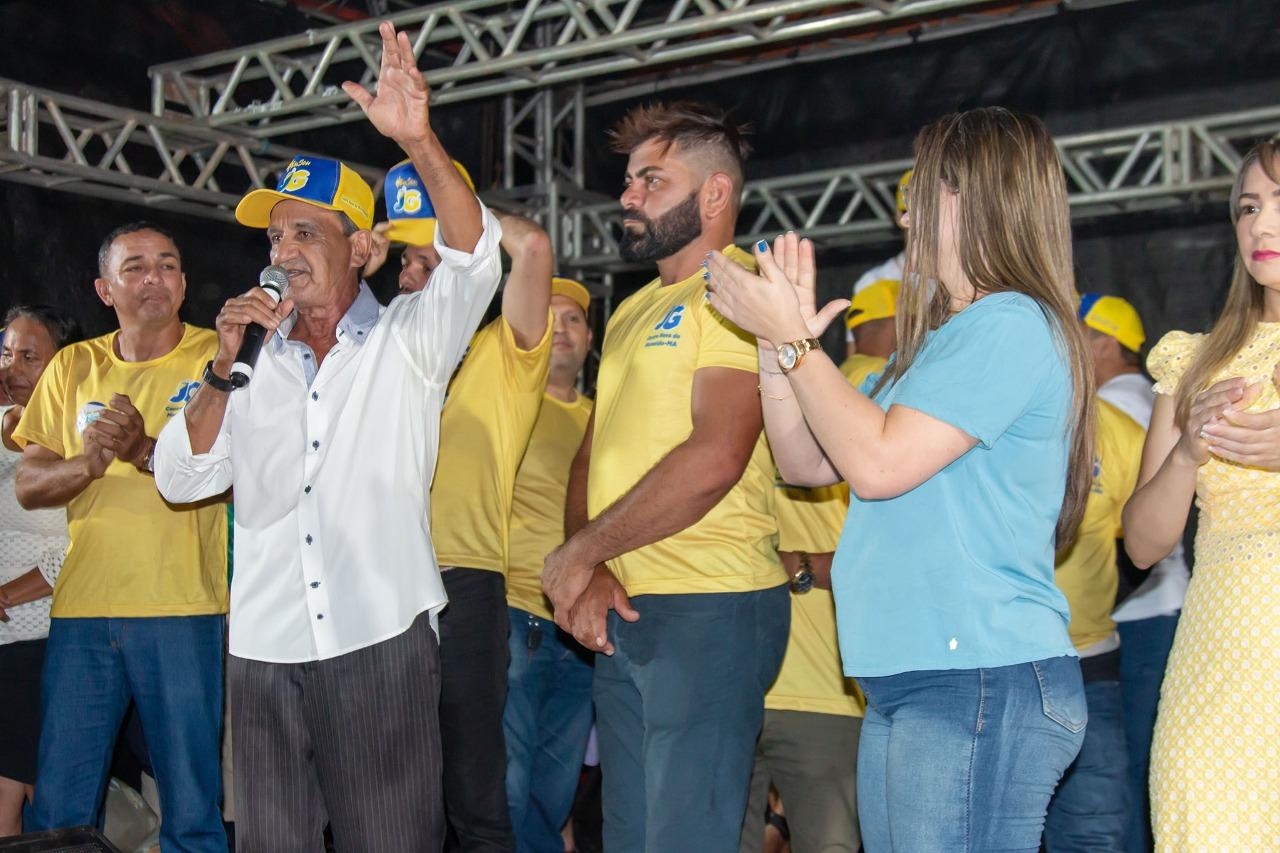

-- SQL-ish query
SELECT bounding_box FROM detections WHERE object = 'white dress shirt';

[154,209,503,663]
[1099,371,1190,621]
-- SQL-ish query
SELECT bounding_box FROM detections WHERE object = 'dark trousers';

[594,585,790,853]
[440,568,514,852]
[228,611,444,853]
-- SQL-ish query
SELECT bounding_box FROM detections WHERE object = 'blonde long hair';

[877,107,1095,546]
[1171,139,1280,429]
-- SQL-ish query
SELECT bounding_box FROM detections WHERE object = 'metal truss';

[0,79,381,222]
[148,0,1037,138]
[558,104,1280,271]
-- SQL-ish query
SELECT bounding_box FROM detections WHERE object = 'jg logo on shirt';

[645,305,684,348]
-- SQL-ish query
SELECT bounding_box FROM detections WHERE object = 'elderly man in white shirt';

[153,22,500,852]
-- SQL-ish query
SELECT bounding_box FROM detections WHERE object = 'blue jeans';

[504,607,595,853]
[593,585,790,853]
[1116,614,1178,853]
[856,656,1086,852]
[29,616,226,853]
[1043,679,1129,851]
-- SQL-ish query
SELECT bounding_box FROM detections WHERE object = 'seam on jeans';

[966,668,984,853]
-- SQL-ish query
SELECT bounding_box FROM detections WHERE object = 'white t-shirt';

[1099,373,1190,621]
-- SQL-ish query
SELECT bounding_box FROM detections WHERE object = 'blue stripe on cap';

[275,157,341,206]
[1077,292,1104,322]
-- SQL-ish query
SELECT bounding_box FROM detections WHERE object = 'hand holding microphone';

[213,266,294,388]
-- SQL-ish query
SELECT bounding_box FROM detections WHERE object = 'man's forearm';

[184,369,232,455]
[0,568,53,606]
[402,134,482,253]
[565,452,590,540]
[563,435,747,568]
[16,454,95,509]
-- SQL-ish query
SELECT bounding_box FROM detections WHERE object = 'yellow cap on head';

[1077,293,1145,352]
[551,277,591,312]
[384,159,477,246]
[846,279,900,330]
[236,156,374,231]
[896,169,913,214]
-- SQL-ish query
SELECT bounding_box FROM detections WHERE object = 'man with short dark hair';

[15,221,228,852]
[542,101,789,852]
[153,22,502,851]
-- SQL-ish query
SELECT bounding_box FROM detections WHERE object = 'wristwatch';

[202,359,236,393]
[790,552,815,595]
[776,338,821,374]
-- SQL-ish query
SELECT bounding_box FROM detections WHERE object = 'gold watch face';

[777,343,799,372]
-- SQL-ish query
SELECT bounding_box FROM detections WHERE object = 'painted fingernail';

[701,269,710,281]
[756,240,768,252]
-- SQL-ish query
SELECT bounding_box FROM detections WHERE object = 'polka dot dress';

[1146,327,1280,850]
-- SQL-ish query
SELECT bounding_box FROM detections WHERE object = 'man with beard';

[542,101,789,852]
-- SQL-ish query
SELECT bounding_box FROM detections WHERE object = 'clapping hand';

[704,232,849,345]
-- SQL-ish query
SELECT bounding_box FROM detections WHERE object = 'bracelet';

[757,384,793,401]
[202,360,236,393]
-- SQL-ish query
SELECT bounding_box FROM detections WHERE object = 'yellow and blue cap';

[552,277,591,312]
[1078,293,1145,352]
[896,168,913,213]
[384,159,476,247]
[846,278,900,330]
[236,156,374,231]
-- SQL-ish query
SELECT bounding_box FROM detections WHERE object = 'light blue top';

[833,291,1076,677]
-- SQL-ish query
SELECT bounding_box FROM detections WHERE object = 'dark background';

[1,0,1277,354]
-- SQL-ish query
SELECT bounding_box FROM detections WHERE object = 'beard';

[618,190,703,262]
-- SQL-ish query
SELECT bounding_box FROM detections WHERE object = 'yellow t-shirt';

[431,314,553,573]
[1054,399,1145,651]
[13,325,228,618]
[768,476,864,716]
[588,246,784,595]
[839,353,888,390]
[507,392,593,620]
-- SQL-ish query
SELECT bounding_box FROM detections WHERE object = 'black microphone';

[230,265,290,388]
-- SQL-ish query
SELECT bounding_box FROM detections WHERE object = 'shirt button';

[311,391,318,401]
[304,486,311,494]
[303,353,312,360]
[305,534,313,545]
[310,581,320,588]
[316,613,324,620]
[312,440,320,450]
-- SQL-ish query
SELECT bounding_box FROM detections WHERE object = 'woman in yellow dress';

[1123,136,1280,849]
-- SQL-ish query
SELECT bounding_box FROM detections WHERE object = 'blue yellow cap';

[1078,293,1145,352]
[384,159,476,246]
[896,169,913,213]
[846,278,900,330]
[236,156,374,231]
[552,277,591,312]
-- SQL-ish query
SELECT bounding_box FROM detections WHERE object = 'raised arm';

[495,212,553,349]
[1122,379,1246,568]
[343,22,482,254]
[706,236,975,500]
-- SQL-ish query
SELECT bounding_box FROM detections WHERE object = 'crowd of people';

[0,19,1278,853]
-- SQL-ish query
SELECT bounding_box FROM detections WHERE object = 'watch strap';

[202,360,236,393]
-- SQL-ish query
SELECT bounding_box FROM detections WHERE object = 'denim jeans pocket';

[1031,656,1088,734]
